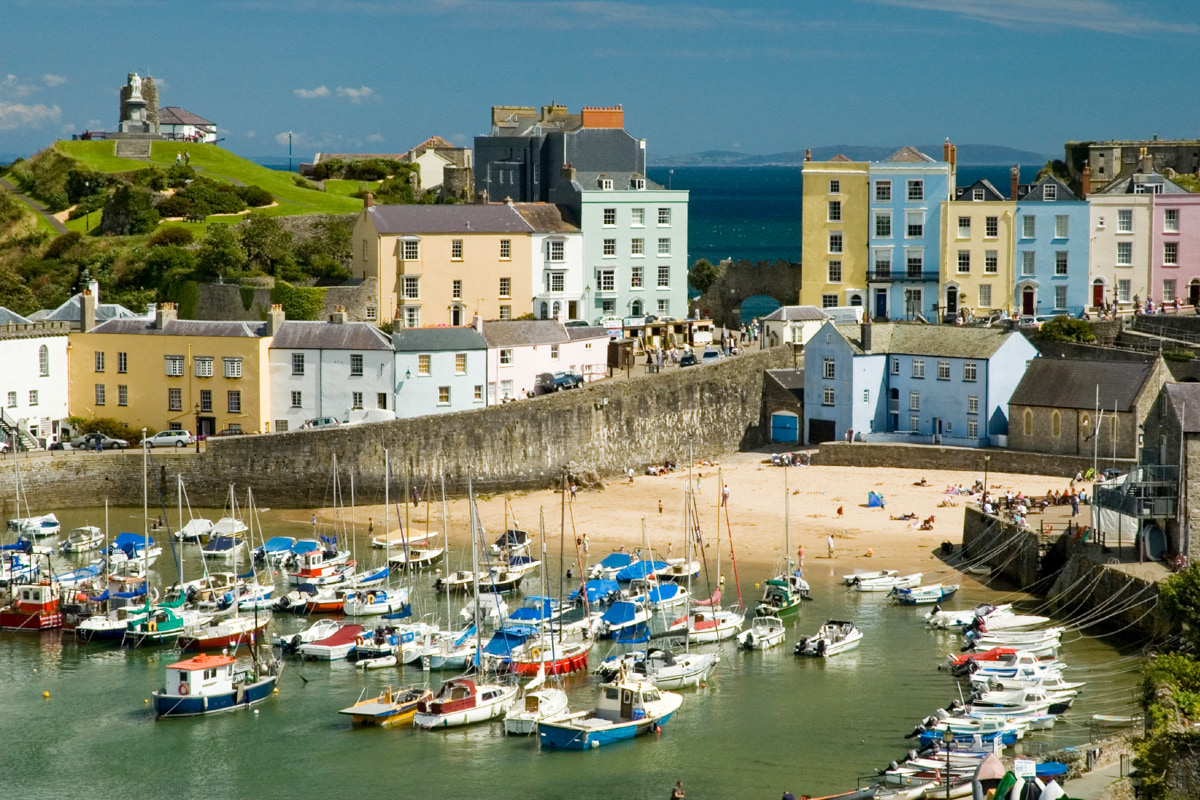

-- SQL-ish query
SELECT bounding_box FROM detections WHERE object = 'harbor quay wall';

[961,507,1044,588]
[0,347,794,511]
[813,442,1124,479]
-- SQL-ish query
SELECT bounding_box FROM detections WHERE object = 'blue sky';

[3,0,1198,162]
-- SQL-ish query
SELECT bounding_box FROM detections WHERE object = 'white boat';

[892,584,959,605]
[503,669,569,735]
[60,526,104,554]
[7,513,61,538]
[851,572,922,592]
[969,671,1086,694]
[210,516,248,537]
[537,672,684,750]
[671,606,745,644]
[387,542,445,569]
[970,686,1076,711]
[636,648,718,690]
[598,599,652,638]
[843,569,897,586]
[298,623,364,661]
[174,518,214,542]
[795,619,863,657]
[276,618,342,654]
[654,558,701,581]
[170,572,239,606]
[738,615,786,650]
[459,593,508,627]
[201,533,249,562]
[413,676,518,729]
[342,586,410,617]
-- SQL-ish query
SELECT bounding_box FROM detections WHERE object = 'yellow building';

[68,302,279,436]
[940,180,1015,318]
[352,197,535,326]
[800,158,870,309]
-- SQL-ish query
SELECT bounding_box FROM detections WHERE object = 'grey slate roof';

[0,307,31,324]
[834,323,1018,359]
[767,369,805,391]
[89,319,268,337]
[513,203,580,233]
[1009,357,1156,412]
[29,293,140,325]
[392,326,488,352]
[764,305,829,322]
[271,321,391,351]
[883,146,936,163]
[1017,175,1079,202]
[1165,383,1200,433]
[954,179,1007,201]
[574,171,665,191]
[482,320,568,347]
[1096,168,1187,195]
[158,106,215,127]
[565,325,609,341]
[367,204,533,235]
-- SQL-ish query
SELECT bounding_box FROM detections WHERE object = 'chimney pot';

[364,192,374,208]
[1010,165,1020,201]
[1082,165,1092,195]
[804,149,812,162]
[265,304,285,336]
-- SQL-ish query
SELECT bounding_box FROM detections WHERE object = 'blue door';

[771,412,799,443]
[875,289,887,319]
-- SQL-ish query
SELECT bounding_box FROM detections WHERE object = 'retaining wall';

[813,441,1128,478]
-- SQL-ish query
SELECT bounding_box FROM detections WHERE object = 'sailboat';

[344,452,410,617]
[503,665,569,735]
[753,466,810,619]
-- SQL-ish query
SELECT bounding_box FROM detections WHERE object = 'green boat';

[124,592,209,647]
[754,569,809,618]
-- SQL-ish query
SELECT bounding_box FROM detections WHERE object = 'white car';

[144,430,195,448]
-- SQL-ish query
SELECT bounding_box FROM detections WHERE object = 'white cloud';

[42,74,68,87]
[294,85,331,99]
[863,0,1200,35]
[336,86,375,103]
[1,74,38,99]
[275,131,303,146]
[366,133,383,143]
[245,130,256,139]
[0,102,62,131]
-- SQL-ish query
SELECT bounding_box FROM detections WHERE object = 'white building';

[760,305,831,349]
[0,311,71,448]
[158,107,217,144]
[481,319,609,403]
[267,312,394,432]
[517,204,585,322]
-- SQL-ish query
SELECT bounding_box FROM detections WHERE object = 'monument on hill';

[118,72,160,136]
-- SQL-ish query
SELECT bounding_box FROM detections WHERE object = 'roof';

[565,325,609,341]
[271,320,391,351]
[1009,357,1158,411]
[392,326,488,352]
[828,154,853,163]
[1096,167,1187,195]
[833,322,1021,359]
[29,293,140,325]
[764,305,829,322]
[490,108,582,136]
[89,318,268,337]
[407,135,458,152]
[767,369,805,391]
[158,106,214,127]
[0,307,31,324]
[168,653,235,671]
[954,179,1007,201]
[1165,383,1200,433]
[366,204,532,235]
[1017,175,1079,202]
[513,203,579,233]
[573,171,664,191]
[883,146,935,163]
[482,319,568,347]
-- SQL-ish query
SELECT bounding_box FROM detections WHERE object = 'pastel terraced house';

[1013,173,1090,318]
[800,156,870,310]
[1151,190,1200,308]
[940,178,1014,320]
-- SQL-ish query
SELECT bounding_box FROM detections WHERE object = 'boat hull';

[0,610,63,631]
[510,649,590,677]
[154,675,278,718]
[538,708,678,750]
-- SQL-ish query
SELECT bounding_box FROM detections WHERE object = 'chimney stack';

[943,139,951,162]
[155,302,178,330]
[804,149,812,163]
[364,192,374,209]
[950,144,957,171]
[861,317,873,353]
[472,314,484,333]
[81,289,97,332]
[561,163,576,182]
[1010,165,1020,201]
[329,305,347,325]
[475,190,488,205]
[1081,165,1092,196]
[265,303,285,336]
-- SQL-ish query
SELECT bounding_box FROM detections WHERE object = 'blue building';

[1014,175,1090,317]
[802,321,1037,446]
[392,325,489,418]
[867,146,955,320]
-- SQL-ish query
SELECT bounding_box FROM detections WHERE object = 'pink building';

[1152,193,1200,308]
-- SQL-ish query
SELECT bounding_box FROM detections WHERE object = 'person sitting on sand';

[914,477,928,487]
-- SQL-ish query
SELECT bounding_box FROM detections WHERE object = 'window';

[500,239,511,259]
[1164,279,1177,302]
[1117,209,1133,233]
[968,418,978,439]
[474,385,483,402]
[821,294,838,308]
[890,358,899,375]
[972,188,984,201]
[498,277,511,298]
[200,389,212,412]
[985,250,998,273]
[603,208,616,226]
[906,251,923,278]
[1054,285,1068,309]
[168,388,182,411]
[418,354,431,375]
[630,300,643,316]
[291,391,302,408]
[403,240,419,260]
[912,359,924,379]
[227,390,241,413]
[500,379,514,398]
[377,393,387,409]
[603,239,616,257]
[95,352,105,372]
[1117,241,1133,266]
[978,284,992,307]
[823,358,836,379]
[958,216,971,237]
[633,178,645,190]
[450,239,463,260]
[1055,215,1068,238]
[968,395,979,414]
[550,344,559,360]
[658,208,671,225]
[863,390,870,404]
[452,279,463,300]
[291,354,304,376]
[906,180,923,201]
[194,357,213,378]
[873,251,891,278]
[455,353,467,375]
[1044,184,1058,201]
[657,299,670,315]
[165,356,183,376]
[499,349,513,366]
[957,251,970,273]
[95,384,105,405]
[822,386,835,406]
[828,201,841,222]
[964,361,977,382]
[937,360,949,380]
[437,387,450,405]
[906,212,923,238]
[345,354,362,377]
[1055,252,1068,275]
[910,415,920,433]
[657,238,671,256]
[5,391,13,407]
[1022,251,1035,275]
[622,238,641,259]
[829,179,840,194]
[1021,215,1035,238]
[875,213,891,238]
[657,265,670,287]
[1165,208,1180,232]
[630,265,644,289]
[499,305,511,320]
[404,307,420,327]
[828,232,843,254]
[631,208,645,227]
[985,216,999,238]
[598,269,615,292]
[38,345,48,377]
[223,358,242,379]
[548,241,564,262]
[403,276,420,299]
[117,352,127,373]
[276,420,289,432]
[1023,410,1033,436]
[352,392,363,410]
[828,261,842,282]
[909,391,920,411]
[1165,241,1179,265]
[600,178,613,191]
[1118,279,1131,302]
[875,181,891,201]
[116,386,125,406]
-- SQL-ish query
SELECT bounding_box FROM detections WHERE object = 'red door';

[1022,288,1035,315]
[1093,282,1105,308]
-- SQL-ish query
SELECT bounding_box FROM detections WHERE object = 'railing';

[1093,465,1180,518]
[867,269,941,282]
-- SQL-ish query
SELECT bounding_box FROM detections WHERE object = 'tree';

[689,258,720,294]
[1037,316,1096,343]
[144,245,197,287]
[196,223,247,279]
[239,214,296,277]
[101,184,159,236]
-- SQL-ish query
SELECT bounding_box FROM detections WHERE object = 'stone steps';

[114,140,152,160]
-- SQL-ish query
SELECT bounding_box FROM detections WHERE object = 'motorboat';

[168,572,239,606]
[0,580,63,630]
[298,623,364,661]
[537,671,683,750]
[178,614,270,651]
[968,687,1075,716]
[459,593,509,627]
[413,677,518,729]
[653,558,701,581]
[616,559,669,583]
[504,679,569,735]
[598,599,652,639]
[60,526,104,554]
[503,595,563,630]
[739,615,786,650]
[670,606,745,644]
[343,586,410,617]
[892,584,959,605]
[968,671,1086,695]
[637,580,690,612]
[754,572,810,618]
[285,548,355,586]
[174,518,213,543]
[339,686,433,727]
[387,541,445,569]
[153,652,281,718]
[628,647,718,690]
[107,533,161,567]
[588,552,636,581]
[7,513,61,538]
[851,572,921,592]
[209,517,248,538]
[201,534,249,562]
[56,559,107,589]
[795,620,863,657]
[843,569,897,586]
[276,618,342,654]
[253,536,296,563]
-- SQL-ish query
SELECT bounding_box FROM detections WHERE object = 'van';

[343,409,396,425]
[824,306,865,324]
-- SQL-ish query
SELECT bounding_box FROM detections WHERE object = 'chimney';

[88,279,100,300]
[80,289,97,332]
[1010,165,1020,201]
[265,303,285,336]
[329,305,347,325]
[1082,165,1092,196]
[943,139,951,162]
[861,317,873,353]
[561,163,576,182]
[804,149,812,163]
[472,314,484,333]
[475,190,488,205]
[364,192,374,209]
[155,302,178,330]
[950,144,957,171]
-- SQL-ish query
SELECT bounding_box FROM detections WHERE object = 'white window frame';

[195,357,213,378]
[822,386,835,406]
[1055,215,1068,238]
[1117,209,1133,234]
[906,180,923,201]
[223,358,242,379]
[1165,208,1180,233]
[875,181,891,201]
[165,356,184,377]
[657,207,671,226]
[822,358,835,379]
[912,359,924,379]
[657,238,671,256]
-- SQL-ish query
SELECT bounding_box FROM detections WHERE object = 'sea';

[1,502,1142,800]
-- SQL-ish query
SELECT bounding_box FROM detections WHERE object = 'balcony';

[1093,465,1179,519]
[867,269,941,283]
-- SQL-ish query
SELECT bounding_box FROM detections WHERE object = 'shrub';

[137,167,168,191]
[45,231,83,259]
[292,174,321,191]
[101,184,159,235]
[236,184,273,207]
[148,226,194,247]
[65,168,113,203]
[1036,316,1096,343]
[144,245,197,286]
[270,280,326,320]
[155,194,194,218]
[167,164,195,188]
[66,193,107,220]
[196,223,247,279]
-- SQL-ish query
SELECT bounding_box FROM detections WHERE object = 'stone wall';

[0,347,794,511]
[813,441,1124,477]
[193,279,379,323]
[696,260,803,327]
[961,507,1043,588]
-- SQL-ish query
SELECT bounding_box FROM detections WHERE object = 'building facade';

[481,320,608,403]
[1151,193,1200,307]
[940,179,1014,320]
[0,319,70,447]
[800,158,870,311]
[1014,174,1090,317]
[392,325,489,418]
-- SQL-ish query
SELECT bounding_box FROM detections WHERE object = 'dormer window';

[1044,184,1057,201]
[599,177,613,190]
[632,177,646,190]
[972,188,984,201]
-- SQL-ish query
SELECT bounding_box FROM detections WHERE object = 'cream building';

[940,179,1015,318]
[800,158,870,309]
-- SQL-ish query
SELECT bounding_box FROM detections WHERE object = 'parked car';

[679,352,698,367]
[0,441,8,454]
[535,371,584,393]
[213,428,249,437]
[302,417,340,430]
[700,349,723,364]
[144,430,195,448]
[71,432,129,450]
[1017,315,1040,329]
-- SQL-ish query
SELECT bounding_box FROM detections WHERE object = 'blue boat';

[537,673,683,750]
[588,553,634,581]
[153,652,282,718]
[568,579,622,606]
[480,625,537,667]
[616,560,668,583]
[109,532,154,560]
[254,536,296,562]
[598,600,652,639]
[504,596,561,628]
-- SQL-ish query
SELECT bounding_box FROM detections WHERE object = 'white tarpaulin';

[1090,503,1138,547]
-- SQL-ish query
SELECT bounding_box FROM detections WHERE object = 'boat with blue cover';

[588,552,635,581]
[537,670,683,750]
[891,583,959,605]
[153,652,281,718]
[598,599,652,638]
[616,559,668,582]
[569,579,622,606]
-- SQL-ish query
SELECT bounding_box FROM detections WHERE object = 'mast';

[141,429,149,616]
[784,465,792,573]
[440,472,451,636]
[384,449,390,586]
[468,469,481,670]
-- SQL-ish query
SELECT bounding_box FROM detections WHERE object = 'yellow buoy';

[42,691,50,699]
[273,688,279,694]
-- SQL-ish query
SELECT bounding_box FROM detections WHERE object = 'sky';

[2,0,1199,163]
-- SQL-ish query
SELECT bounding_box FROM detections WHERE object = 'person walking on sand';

[722,484,730,508]
[569,484,578,503]
[798,545,804,567]
[696,474,702,494]
[658,499,664,515]
[826,535,834,558]
[628,467,635,484]
[837,505,844,518]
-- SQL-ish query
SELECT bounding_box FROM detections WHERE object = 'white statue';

[128,72,142,100]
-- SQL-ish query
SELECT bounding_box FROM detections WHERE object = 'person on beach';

[722,484,730,507]
[696,474,702,494]
[837,505,844,518]
[826,535,834,558]
[659,499,664,515]
[798,545,804,567]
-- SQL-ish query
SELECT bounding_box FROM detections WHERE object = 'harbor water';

[2,504,1141,800]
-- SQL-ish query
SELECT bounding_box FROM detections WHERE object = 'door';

[808,419,836,445]
[933,417,943,444]
[568,301,578,320]
[1092,281,1105,308]
[450,306,463,326]
[197,417,216,438]
[946,286,958,316]
[1022,287,1035,315]
[771,412,799,443]
[904,288,922,319]
[1191,281,1200,308]
[875,289,888,319]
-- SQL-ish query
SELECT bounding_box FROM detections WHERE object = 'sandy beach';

[284,450,1085,581]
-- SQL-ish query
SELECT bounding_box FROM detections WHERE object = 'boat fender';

[148,621,157,633]
[355,635,365,645]
[178,682,189,695]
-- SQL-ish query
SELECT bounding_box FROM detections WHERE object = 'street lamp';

[193,403,201,453]
[983,454,990,511]
[84,180,91,231]
[943,728,953,800]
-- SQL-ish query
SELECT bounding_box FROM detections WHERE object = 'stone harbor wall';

[193,278,378,322]
[814,442,1116,478]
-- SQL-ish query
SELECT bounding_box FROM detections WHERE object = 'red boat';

[178,615,269,651]
[509,639,592,677]
[0,580,63,631]
[945,647,1017,667]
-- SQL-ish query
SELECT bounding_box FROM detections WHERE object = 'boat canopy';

[601,600,643,627]
[616,560,668,582]
[508,555,536,568]
[646,583,684,604]
[507,596,557,624]
[290,539,320,555]
[204,535,239,552]
[110,532,154,557]
[481,627,535,658]
[596,553,634,571]
[569,579,620,604]
[494,529,529,549]
[0,537,33,552]
[259,536,295,554]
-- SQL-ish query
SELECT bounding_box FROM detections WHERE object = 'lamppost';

[943,728,953,800]
[193,403,201,453]
[83,180,91,231]
[983,454,990,511]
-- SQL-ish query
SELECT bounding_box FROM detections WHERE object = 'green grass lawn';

[324,179,379,197]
